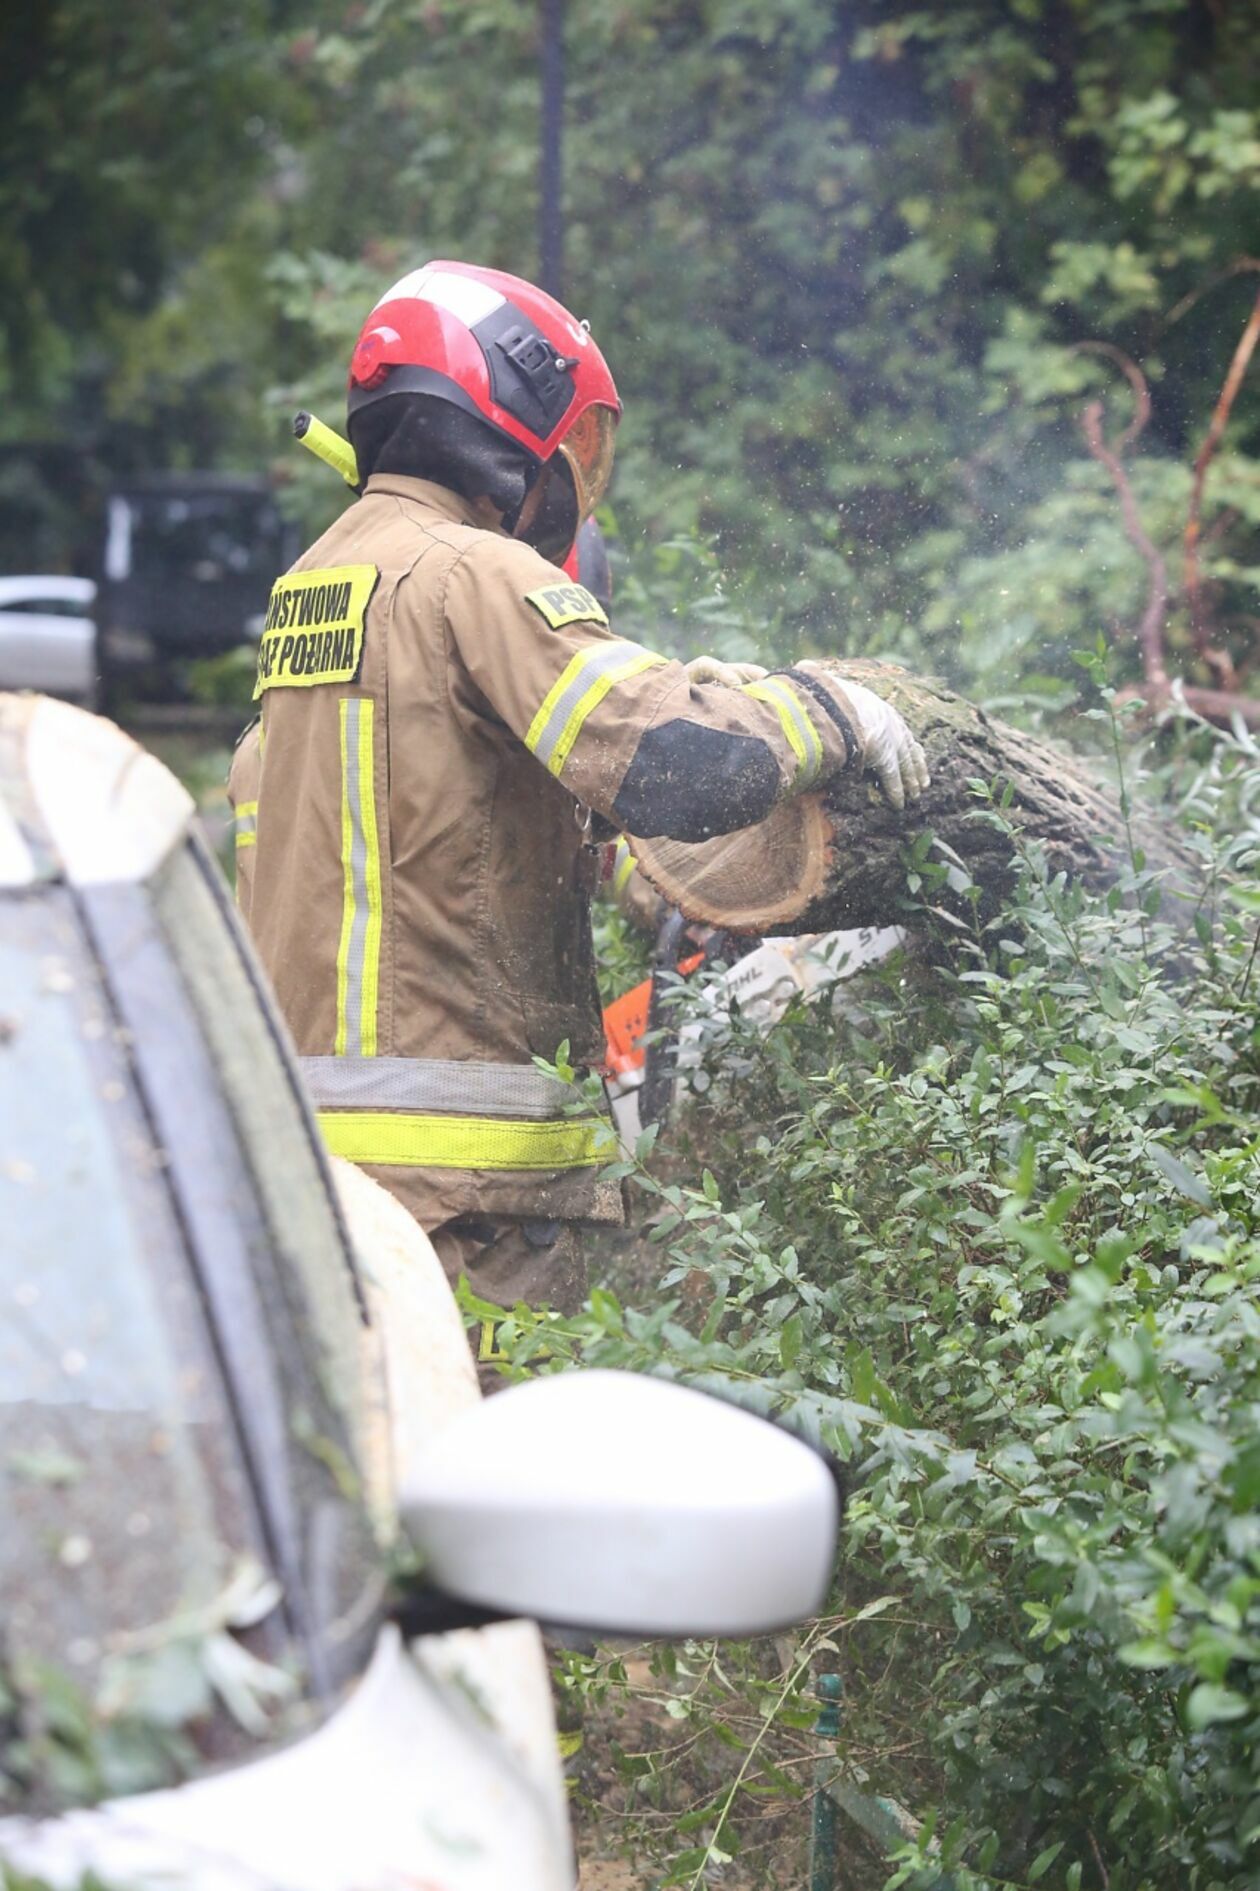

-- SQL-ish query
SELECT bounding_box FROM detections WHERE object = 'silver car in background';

[0,575,97,704]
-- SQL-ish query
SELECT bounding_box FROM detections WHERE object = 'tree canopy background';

[4,0,1260,704]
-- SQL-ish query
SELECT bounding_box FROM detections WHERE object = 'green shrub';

[186,646,258,713]
[488,703,1260,1889]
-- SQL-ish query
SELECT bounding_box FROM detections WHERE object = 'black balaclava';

[349,391,534,517]
[522,455,580,563]
[572,517,613,616]
[348,392,579,561]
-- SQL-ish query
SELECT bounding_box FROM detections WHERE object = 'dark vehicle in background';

[0,445,297,706]
[97,473,297,702]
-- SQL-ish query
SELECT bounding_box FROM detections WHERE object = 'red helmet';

[348,261,620,521]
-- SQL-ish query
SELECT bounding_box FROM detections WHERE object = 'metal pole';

[538,0,565,297]
[809,1673,843,1891]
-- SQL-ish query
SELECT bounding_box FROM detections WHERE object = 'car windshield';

[1,843,384,1811]
[93,837,383,1694]
[1,596,93,618]
[0,886,266,1771]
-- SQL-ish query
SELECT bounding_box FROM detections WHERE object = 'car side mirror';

[396,1369,840,1637]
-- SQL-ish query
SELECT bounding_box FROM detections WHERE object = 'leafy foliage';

[488,688,1260,1888]
[6,1,1260,700]
[0,1564,298,1817]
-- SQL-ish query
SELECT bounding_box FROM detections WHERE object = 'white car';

[0,696,840,1891]
[0,575,98,704]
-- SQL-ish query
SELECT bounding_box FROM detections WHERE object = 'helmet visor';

[515,455,580,563]
[558,404,617,520]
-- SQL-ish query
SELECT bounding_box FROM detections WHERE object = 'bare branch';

[1174,682,1260,729]
[1080,399,1169,690]
[1089,1827,1112,1891]
[1070,343,1151,452]
[1184,284,1260,679]
[1164,255,1260,329]
[1118,681,1260,730]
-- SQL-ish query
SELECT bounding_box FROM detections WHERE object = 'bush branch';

[1071,343,1151,453]
[1080,398,1169,691]
[1184,284,1260,683]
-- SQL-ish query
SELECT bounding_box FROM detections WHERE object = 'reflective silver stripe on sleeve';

[526,641,663,774]
[768,677,823,786]
[301,1054,574,1119]
[743,676,823,788]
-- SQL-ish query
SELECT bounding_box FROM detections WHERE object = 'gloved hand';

[796,664,930,811]
[685,655,768,688]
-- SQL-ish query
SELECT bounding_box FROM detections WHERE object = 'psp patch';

[254,564,379,697]
[523,581,609,631]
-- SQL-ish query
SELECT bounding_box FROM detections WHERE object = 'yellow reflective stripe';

[356,700,383,1058]
[334,698,382,1059]
[234,799,258,850]
[742,678,823,788]
[525,642,665,777]
[317,1110,609,1171]
[551,650,664,777]
[334,703,355,1058]
[613,838,637,895]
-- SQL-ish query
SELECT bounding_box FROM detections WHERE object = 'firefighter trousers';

[429,1214,588,1390]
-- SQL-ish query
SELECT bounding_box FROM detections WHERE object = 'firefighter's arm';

[444,541,926,839]
[224,718,261,919]
[226,719,262,921]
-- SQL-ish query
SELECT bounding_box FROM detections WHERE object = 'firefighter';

[229,260,927,1336]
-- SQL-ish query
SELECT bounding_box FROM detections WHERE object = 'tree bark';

[627,660,1196,936]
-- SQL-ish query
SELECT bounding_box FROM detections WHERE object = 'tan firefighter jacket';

[228,474,863,1233]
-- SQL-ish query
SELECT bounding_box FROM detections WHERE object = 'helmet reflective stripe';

[374,266,506,328]
[348,260,620,503]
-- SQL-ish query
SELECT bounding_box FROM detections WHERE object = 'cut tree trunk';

[627,660,1196,936]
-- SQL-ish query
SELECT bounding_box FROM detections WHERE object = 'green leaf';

[1186,1684,1249,1729]
[852,1595,899,1623]
[1029,1840,1065,1880]
[6,1447,84,1487]
[779,1313,804,1370]
[848,1347,877,1406]
[588,1287,624,1333]
[1118,1639,1175,1670]
[1148,1142,1212,1207]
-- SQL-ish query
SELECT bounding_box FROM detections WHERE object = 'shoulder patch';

[523,581,609,631]
[254,564,379,698]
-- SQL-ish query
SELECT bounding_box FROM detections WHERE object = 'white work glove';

[796,665,930,811]
[685,655,768,688]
